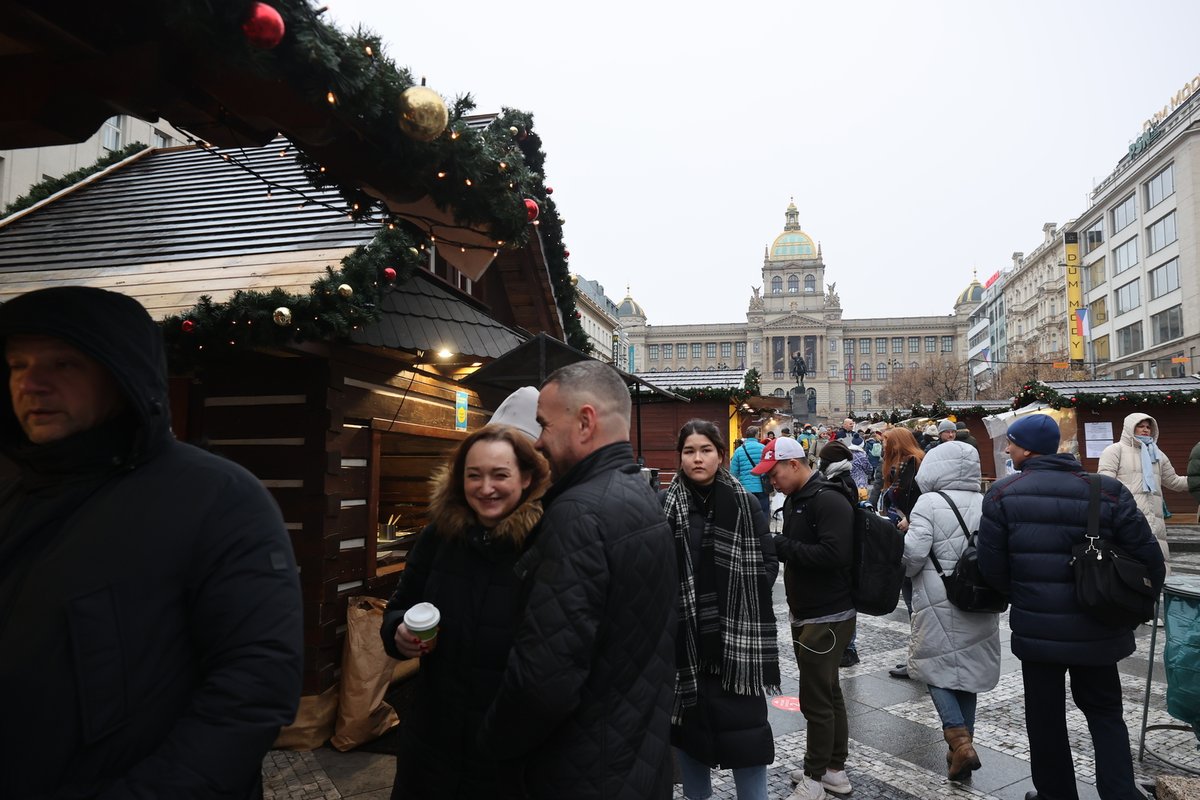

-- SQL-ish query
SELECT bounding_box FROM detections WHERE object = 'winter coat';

[0,287,302,799]
[901,442,1000,693]
[976,453,1165,665]
[1189,441,1200,505]
[479,442,677,800]
[667,489,777,769]
[1097,413,1188,560]
[848,445,871,489]
[380,465,546,799]
[774,472,855,622]
[731,437,766,494]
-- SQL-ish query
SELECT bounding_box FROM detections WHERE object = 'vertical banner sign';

[455,390,468,431]
[612,332,620,366]
[1064,232,1084,363]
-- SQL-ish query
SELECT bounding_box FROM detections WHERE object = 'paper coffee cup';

[404,602,440,642]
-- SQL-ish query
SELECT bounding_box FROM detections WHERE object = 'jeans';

[1021,661,1141,800]
[928,685,977,732]
[675,747,768,800]
[791,617,855,779]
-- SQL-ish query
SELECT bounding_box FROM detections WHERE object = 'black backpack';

[806,487,905,616]
[928,491,1008,614]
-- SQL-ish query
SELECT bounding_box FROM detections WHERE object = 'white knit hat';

[490,386,541,440]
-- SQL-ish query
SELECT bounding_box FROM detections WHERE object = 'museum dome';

[617,288,646,319]
[769,200,818,261]
[956,277,983,306]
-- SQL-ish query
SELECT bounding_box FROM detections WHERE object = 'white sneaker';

[789,768,806,783]
[789,775,828,800]
[821,768,852,795]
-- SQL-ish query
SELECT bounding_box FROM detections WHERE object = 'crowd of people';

[4,281,1199,800]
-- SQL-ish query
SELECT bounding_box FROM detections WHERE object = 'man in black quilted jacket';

[480,360,677,798]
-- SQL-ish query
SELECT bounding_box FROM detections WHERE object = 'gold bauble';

[337,283,353,298]
[397,86,448,142]
[273,307,292,326]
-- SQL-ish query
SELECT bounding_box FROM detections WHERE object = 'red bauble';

[243,3,286,49]
[563,250,570,259]
[545,186,554,195]
[383,267,398,282]
[524,198,539,222]
[181,319,195,333]
[574,311,582,320]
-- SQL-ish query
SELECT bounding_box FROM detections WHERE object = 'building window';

[875,337,887,354]
[804,275,816,293]
[692,343,702,359]
[1093,334,1110,363]
[877,362,887,380]
[735,342,746,358]
[771,276,782,293]
[1084,257,1106,292]
[1088,296,1108,325]
[787,274,799,293]
[893,361,904,372]
[1111,194,1136,233]
[1113,237,1138,275]
[773,388,785,397]
[844,339,855,354]
[828,361,838,378]
[1084,219,1104,254]
[752,341,760,354]
[860,339,870,355]
[1150,258,1179,299]
[910,361,919,370]
[1116,321,1143,356]
[1146,163,1174,209]
[941,336,953,352]
[847,389,856,406]
[844,364,853,379]
[1147,211,1177,255]
[1115,279,1140,316]
[862,389,872,406]
[860,363,872,380]
[151,129,171,148]
[706,342,717,359]
[661,343,673,360]
[892,337,903,354]
[1151,305,1183,344]
[829,338,838,352]
[720,342,731,358]
[101,116,122,150]
[924,336,936,352]
[908,337,919,353]
[648,345,659,360]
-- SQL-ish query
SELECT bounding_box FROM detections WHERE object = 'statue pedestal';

[790,387,809,421]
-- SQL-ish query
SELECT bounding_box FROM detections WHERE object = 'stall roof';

[464,332,685,403]
[1043,377,1200,395]
[633,368,748,391]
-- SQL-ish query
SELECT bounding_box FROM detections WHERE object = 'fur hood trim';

[425,463,547,546]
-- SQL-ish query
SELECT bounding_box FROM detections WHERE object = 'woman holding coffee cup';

[661,419,780,799]
[380,389,549,800]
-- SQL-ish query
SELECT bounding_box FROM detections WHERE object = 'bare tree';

[878,360,970,408]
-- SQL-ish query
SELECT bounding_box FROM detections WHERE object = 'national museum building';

[619,202,981,419]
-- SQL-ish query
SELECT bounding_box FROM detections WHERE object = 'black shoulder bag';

[740,444,757,467]
[1070,474,1156,628]
[928,491,1008,614]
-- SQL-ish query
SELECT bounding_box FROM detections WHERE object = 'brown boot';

[944,726,981,781]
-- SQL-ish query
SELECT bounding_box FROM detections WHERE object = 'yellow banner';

[1064,232,1083,361]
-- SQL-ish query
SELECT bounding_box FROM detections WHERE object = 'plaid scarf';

[664,466,780,724]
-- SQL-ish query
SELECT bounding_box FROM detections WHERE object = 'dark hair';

[445,426,551,545]
[543,360,631,424]
[676,418,726,458]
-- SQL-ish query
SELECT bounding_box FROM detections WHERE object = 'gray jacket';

[901,442,1000,694]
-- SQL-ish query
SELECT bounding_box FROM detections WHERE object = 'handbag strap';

[740,444,757,467]
[926,490,971,578]
[1083,473,1102,554]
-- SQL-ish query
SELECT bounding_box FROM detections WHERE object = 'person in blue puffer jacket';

[731,425,768,513]
[976,414,1164,800]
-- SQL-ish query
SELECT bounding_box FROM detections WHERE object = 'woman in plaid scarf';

[662,419,781,799]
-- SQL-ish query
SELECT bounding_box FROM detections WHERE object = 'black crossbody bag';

[927,491,1008,614]
[1070,474,1156,628]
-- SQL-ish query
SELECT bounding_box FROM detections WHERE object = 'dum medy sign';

[1064,232,1084,365]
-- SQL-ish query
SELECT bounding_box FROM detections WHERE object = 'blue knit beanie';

[1006,414,1060,455]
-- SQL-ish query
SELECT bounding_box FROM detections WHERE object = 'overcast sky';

[331,0,1200,325]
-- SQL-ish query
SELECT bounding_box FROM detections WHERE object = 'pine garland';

[1011,380,1200,410]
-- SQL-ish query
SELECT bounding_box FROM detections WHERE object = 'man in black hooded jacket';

[0,286,303,799]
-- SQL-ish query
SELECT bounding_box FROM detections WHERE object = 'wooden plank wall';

[628,399,734,488]
[968,405,1199,521]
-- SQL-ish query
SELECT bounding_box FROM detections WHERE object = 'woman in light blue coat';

[901,441,1000,783]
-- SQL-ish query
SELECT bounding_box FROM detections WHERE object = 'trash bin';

[1164,575,1200,739]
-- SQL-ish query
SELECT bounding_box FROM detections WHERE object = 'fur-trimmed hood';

[426,463,548,547]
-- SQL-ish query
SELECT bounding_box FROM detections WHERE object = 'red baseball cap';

[751,437,806,475]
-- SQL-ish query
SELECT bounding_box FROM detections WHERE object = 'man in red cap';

[753,437,856,799]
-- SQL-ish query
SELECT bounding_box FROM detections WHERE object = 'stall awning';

[463,332,685,403]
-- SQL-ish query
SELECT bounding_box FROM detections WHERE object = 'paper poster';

[1085,439,1111,458]
[1084,422,1113,441]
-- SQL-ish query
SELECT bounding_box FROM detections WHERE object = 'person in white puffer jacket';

[901,441,1001,783]
[1098,413,1189,569]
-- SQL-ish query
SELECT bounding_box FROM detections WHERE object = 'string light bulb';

[364,45,374,57]
[464,178,472,186]
[436,171,446,179]
[326,91,337,105]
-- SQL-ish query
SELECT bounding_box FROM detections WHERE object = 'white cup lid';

[404,602,440,630]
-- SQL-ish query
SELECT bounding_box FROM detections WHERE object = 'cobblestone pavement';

[265,525,1200,799]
